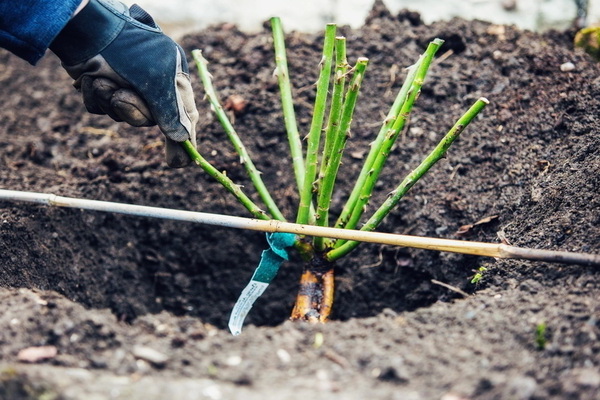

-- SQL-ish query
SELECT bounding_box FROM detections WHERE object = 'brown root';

[290,253,335,322]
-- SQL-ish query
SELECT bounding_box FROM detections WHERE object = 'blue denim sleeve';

[0,0,82,65]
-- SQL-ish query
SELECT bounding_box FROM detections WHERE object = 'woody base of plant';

[289,249,335,322]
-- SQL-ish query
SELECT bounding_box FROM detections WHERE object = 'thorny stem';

[314,58,369,251]
[313,37,348,250]
[297,24,337,225]
[318,37,348,191]
[334,39,444,247]
[192,50,286,221]
[270,17,305,196]
[332,57,421,235]
[181,140,270,220]
[326,97,490,261]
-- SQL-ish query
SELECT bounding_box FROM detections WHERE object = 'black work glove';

[50,0,198,167]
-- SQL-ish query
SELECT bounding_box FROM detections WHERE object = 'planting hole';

[0,201,483,329]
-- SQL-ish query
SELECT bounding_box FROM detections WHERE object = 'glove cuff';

[50,0,126,66]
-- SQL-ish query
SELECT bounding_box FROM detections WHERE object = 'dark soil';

[0,2,598,399]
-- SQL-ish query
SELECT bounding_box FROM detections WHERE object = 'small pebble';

[225,355,242,366]
[573,368,600,388]
[441,394,470,400]
[17,345,57,363]
[504,376,537,399]
[502,0,517,11]
[202,384,222,400]
[560,62,575,72]
[132,345,169,367]
[276,348,291,364]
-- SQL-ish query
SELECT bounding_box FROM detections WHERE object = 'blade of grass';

[182,140,270,220]
[270,17,305,196]
[314,58,369,251]
[327,97,489,261]
[296,23,337,225]
[192,50,286,221]
[335,39,444,245]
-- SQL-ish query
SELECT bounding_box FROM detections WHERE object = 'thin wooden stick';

[0,189,597,267]
[431,279,470,297]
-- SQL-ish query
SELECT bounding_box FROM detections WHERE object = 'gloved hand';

[50,0,198,167]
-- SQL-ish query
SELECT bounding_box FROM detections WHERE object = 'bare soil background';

[0,2,598,399]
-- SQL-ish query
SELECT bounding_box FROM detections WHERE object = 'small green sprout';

[535,322,548,350]
[470,266,488,284]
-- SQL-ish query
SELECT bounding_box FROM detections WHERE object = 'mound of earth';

[0,2,598,399]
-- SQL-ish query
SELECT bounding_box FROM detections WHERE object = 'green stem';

[313,37,347,250]
[335,39,443,245]
[270,17,305,197]
[326,97,489,261]
[319,37,348,188]
[296,24,337,225]
[314,58,369,251]
[317,37,349,198]
[332,57,421,233]
[181,140,270,221]
[192,50,286,221]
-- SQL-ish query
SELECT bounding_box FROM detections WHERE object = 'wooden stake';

[0,189,597,267]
